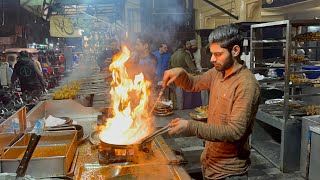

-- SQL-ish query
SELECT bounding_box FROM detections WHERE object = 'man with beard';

[184,39,203,109]
[169,40,199,110]
[189,39,202,72]
[162,24,260,180]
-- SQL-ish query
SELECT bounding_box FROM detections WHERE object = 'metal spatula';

[149,86,166,115]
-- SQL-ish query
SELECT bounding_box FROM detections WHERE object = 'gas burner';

[98,141,153,165]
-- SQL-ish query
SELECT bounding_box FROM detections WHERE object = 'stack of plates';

[153,103,173,116]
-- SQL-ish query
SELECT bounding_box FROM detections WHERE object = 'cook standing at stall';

[162,24,261,180]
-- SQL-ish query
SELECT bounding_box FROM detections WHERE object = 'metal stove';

[98,139,153,165]
[97,111,155,165]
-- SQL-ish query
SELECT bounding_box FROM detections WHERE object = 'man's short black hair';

[19,50,29,58]
[208,24,244,54]
[159,43,167,48]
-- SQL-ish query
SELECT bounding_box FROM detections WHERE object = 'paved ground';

[165,136,304,180]
[248,149,303,180]
[157,110,304,180]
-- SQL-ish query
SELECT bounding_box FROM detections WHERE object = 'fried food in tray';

[290,54,305,63]
[304,105,320,116]
[290,74,307,83]
[194,105,208,113]
[189,112,207,121]
[294,32,320,42]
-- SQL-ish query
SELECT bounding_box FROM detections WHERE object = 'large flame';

[98,46,153,145]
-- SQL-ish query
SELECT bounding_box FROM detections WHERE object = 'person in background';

[7,55,17,69]
[200,43,214,106]
[96,38,120,71]
[131,34,157,85]
[0,54,13,87]
[30,53,42,75]
[72,52,79,65]
[40,53,51,68]
[169,40,199,74]
[163,24,261,180]
[183,39,203,108]
[185,40,191,51]
[168,40,199,110]
[11,51,46,98]
[152,43,171,81]
[189,39,202,72]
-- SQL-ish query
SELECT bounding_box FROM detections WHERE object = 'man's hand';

[162,68,186,87]
[168,118,189,135]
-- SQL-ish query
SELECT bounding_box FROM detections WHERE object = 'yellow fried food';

[53,80,81,100]
[194,105,208,113]
[290,74,306,83]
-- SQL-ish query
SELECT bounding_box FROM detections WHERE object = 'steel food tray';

[77,163,181,180]
[77,136,191,180]
[0,133,22,156]
[0,130,77,177]
[0,107,27,133]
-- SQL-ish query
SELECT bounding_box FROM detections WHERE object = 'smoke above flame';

[98,46,153,145]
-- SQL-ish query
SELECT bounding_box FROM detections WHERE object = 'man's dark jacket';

[11,57,45,91]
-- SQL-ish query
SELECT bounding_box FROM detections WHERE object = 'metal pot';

[97,133,152,153]
[48,124,84,141]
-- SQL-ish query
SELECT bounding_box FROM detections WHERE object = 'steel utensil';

[140,125,172,145]
[149,86,166,115]
[16,133,41,178]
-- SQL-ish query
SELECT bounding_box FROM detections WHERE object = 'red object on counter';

[59,66,65,72]
[47,67,53,73]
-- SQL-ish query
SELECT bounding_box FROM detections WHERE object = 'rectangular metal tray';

[0,133,22,156]
[0,130,77,177]
[76,136,191,180]
[0,107,27,133]
[77,163,179,180]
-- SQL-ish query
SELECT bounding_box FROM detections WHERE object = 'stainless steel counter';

[74,136,191,180]
[153,109,204,174]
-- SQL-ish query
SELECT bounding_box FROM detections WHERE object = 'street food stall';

[0,99,191,179]
[0,47,192,179]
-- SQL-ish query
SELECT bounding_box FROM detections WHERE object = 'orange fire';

[98,46,153,145]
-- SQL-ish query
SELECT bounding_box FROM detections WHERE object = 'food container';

[0,130,77,177]
[0,133,21,156]
[275,68,285,77]
[302,65,320,79]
